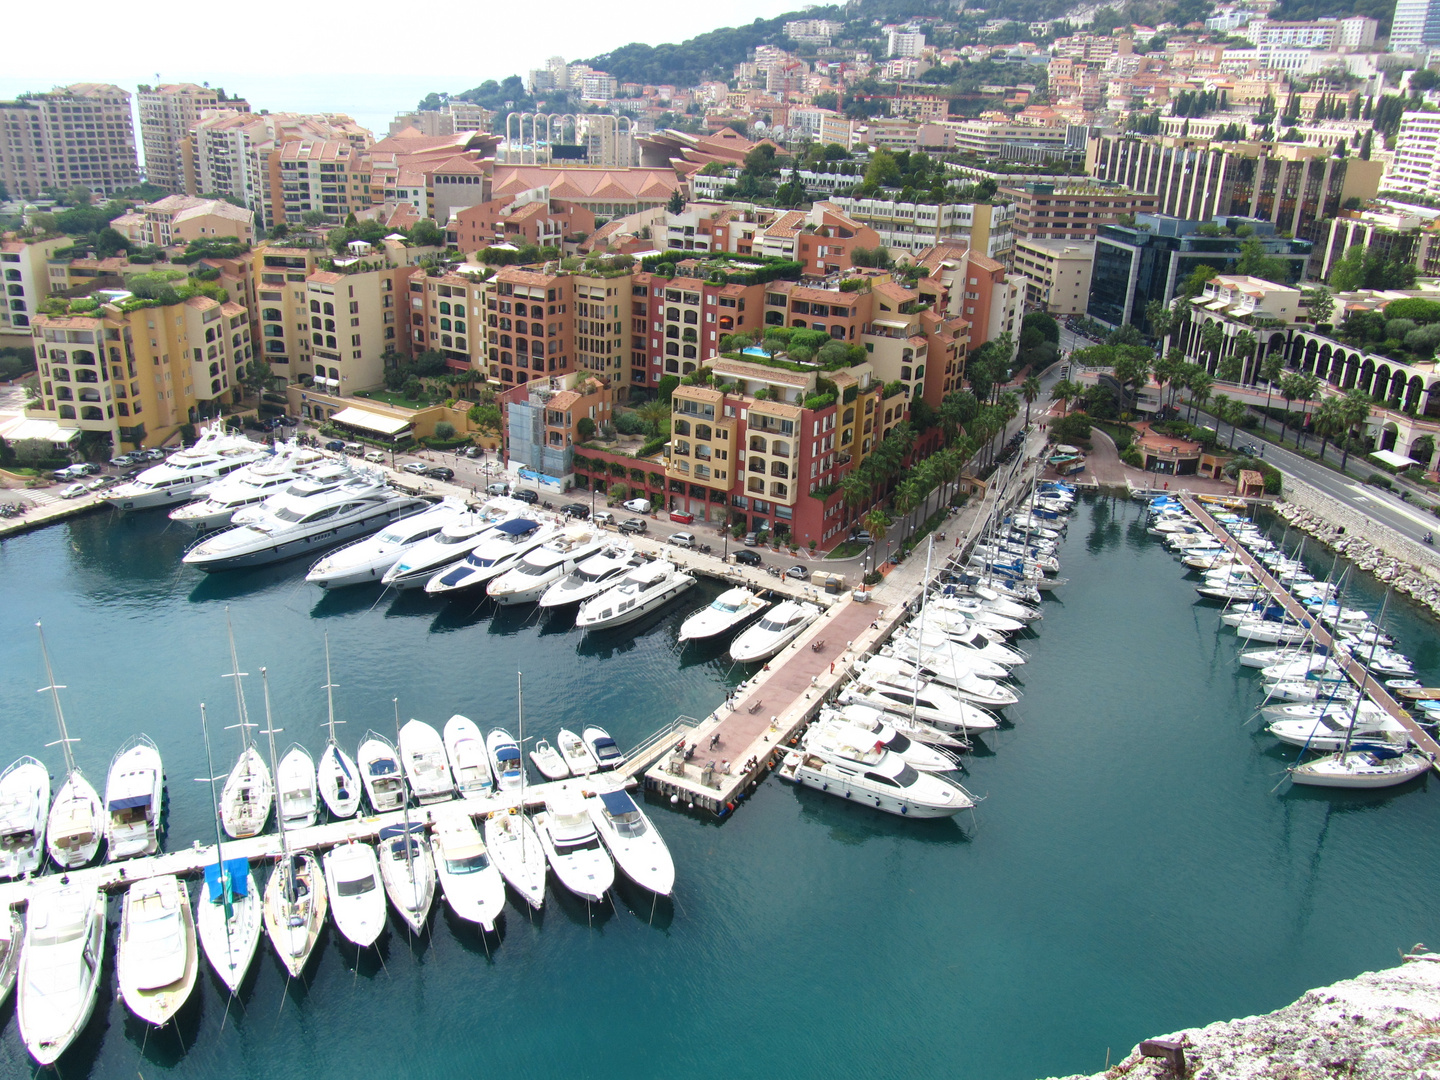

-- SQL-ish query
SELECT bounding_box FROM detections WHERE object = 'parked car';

[848,529,873,546]
[743,531,760,547]
[621,498,651,514]
[364,450,386,464]
[618,517,646,534]
[1240,444,1261,457]
[667,531,696,549]
[325,439,346,452]
[402,462,429,475]
[733,549,763,567]
[61,483,88,499]
[140,448,167,461]
[425,466,455,481]
[344,443,364,456]
[561,502,590,520]
[465,445,484,459]
[785,564,809,580]
[52,466,83,481]
[513,489,539,505]
[486,481,509,496]
[277,415,299,426]
[593,510,616,526]
[668,510,695,525]
[109,453,137,468]
[85,477,110,491]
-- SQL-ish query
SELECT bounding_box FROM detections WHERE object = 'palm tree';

[1223,397,1249,449]
[1049,379,1077,417]
[1277,371,1305,446]
[1198,320,1225,376]
[1145,298,1173,348]
[1020,375,1041,425]
[1292,373,1322,448]
[1313,398,1345,462]
[634,398,670,437]
[894,478,923,546]
[1259,354,1285,435]
[1188,371,1213,425]
[863,508,891,574]
[1230,330,1257,383]
[1337,389,1371,471]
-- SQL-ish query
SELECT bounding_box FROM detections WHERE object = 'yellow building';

[1,235,70,343]
[253,244,327,380]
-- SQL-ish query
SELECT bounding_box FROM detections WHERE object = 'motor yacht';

[106,425,269,511]
[379,499,525,589]
[227,461,357,526]
[729,600,821,662]
[183,473,427,571]
[1289,745,1433,788]
[678,586,770,643]
[263,851,326,977]
[324,841,386,948]
[574,560,696,631]
[220,743,272,840]
[934,593,1041,624]
[927,604,1026,636]
[891,625,1026,668]
[843,671,999,734]
[484,810,546,910]
[537,545,642,608]
[486,729,524,794]
[168,442,327,530]
[826,702,968,751]
[535,791,615,904]
[0,907,21,1008]
[810,714,958,773]
[358,731,405,813]
[398,719,455,804]
[1267,713,1410,752]
[529,739,570,780]
[587,790,674,896]
[425,518,560,596]
[196,856,261,995]
[276,745,318,831]
[105,734,163,860]
[17,881,106,1065]
[778,742,975,819]
[583,726,625,771]
[35,627,104,871]
[443,715,493,797]
[972,544,1060,573]
[377,822,436,935]
[305,498,467,588]
[0,757,49,880]
[117,875,198,1026]
[432,811,506,931]
[558,728,598,775]
[866,653,1019,708]
[1260,700,1389,724]
[881,637,1011,680]
[487,525,607,605]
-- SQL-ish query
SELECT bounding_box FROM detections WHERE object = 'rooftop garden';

[717,328,869,373]
[640,252,803,287]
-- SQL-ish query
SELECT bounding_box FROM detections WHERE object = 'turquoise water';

[1,498,1438,1080]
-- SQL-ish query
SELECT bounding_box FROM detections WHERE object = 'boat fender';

[901,805,908,814]
[844,790,851,799]
[726,801,735,813]
[821,783,827,791]
[670,794,678,804]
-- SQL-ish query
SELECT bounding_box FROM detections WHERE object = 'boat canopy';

[495,746,520,763]
[204,857,251,900]
[107,794,151,811]
[496,518,539,535]
[378,822,426,839]
[599,790,638,817]
[368,758,398,776]
[593,737,620,756]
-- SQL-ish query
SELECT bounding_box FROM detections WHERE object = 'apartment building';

[1384,113,1440,201]
[0,236,69,342]
[274,141,373,227]
[253,244,326,378]
[27,291,252,449]
[110,196,254,247]
[407,268,489,374]
[0,84,138,199]
[1320,210,1426,280]
[305,260,410,396]
[1000,182,1158,240]
[1392,0,1440,51]
[137,84,249,193]
[501,372,611,481]
[927,248,1021,350]
[482,266,576,388]
[446,192,595,253]
[948,119,1068,159]
[887,30,926,58]
[825,196,1014,260]
[1010,238,1096,316]
[1086,135,1383,244]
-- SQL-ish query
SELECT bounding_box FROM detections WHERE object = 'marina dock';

[1179,493,1440,765]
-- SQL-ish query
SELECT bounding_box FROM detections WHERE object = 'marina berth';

[431,811,505,931]
[677,586,770,642]
[105,734,163,861]
[728,599,820,662]
[398,719,456,804]
[443,715,494,796]
[324,841,387,948]
[483,810,546,911]
[424,518,560,596]
[379,499,525,590]
[377,822,436,935]
[0,757,50,880]
[534,790,615,904]
[305,497,468,588]
[277,745,318,831]
[357,732,405,813]
[17,881,106,1065]
[486,525,607,605]
[106,425,269,511]
[583,726,625,771]
[587,790,674,896]
[537,544,643,608]
[168,442,327,530]
[117,874,198,1026]
[574,560,697,631]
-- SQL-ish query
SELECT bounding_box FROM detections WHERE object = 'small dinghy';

[529,739,570,781]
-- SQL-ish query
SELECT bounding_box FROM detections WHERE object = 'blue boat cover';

[1355,743,1405,759]
[326,745,352,781]
[368,758,398,776]
[107,794,151,811]
[204,857,251,900]
[495,746,520,762]
[599,790,637,816]
[594,737,619,754]
[378,822,425,839]
[496,518,538,535]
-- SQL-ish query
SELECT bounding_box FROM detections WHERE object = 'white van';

[486,481,509,496]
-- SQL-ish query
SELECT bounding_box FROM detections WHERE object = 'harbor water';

[1,497,1438,1080]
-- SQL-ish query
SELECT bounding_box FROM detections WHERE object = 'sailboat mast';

[36,621,78,777]
[323,632,340,746]
[1338,585,1391,763]
[910,537,934,725]
[259,668,294,903]
[394,698,415,886]
[518,671,527,865]
[198,702,236,956]
[223,607,252,751]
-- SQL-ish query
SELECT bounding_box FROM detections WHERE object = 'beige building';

[1011,238,1096,316]
[0,83,138,199]
[137,83,249,193]
[111,196,254,248]
[1,235,70,342]
[253,244,326,379]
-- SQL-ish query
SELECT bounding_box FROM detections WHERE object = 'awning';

[107,795,151,811]
[0,417,81,444]
[1372,449,1419,469]
[330,406,412,436]
[600,790,638,817]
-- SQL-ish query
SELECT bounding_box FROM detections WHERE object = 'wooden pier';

[1179,493,1440,766]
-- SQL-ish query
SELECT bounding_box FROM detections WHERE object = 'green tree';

[1020,375,1042,425]
[666,190,685,214]
[1305,286,1334,327]
[1258,353,1285,435]
[242,357,278,399]
[300,210,327,228]
[1144,298,1174,345]
[577,417,597,441]
[1228,330,1256,383]
[1178,263,1219,299]
[467,402,501,433]
[1278,372,1308,445]
[1312,398,1344,462]
[433,421,457,441]
[1328,245,1366,291]
[1188,370,1213,424]
[408,219,444,247]
[1235,237,1288,282]
[1337,389,1371,470]
[1049,378,1079,416]
[634,398,670,436]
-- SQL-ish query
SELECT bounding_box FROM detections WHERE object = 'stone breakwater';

[1044,951,1440,1080]
[1269,476,1440,617]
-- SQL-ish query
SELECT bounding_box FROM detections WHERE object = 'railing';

[620,715,700,777]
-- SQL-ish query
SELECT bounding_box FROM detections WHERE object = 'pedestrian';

[829,660,834,674]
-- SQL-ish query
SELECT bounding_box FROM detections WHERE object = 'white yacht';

[263,851,326,977]
[575,560,696,631]
[678,586,770,643]
[537,544,642,609]
[443,715,493,797]
[934,594,1041,624]
[117,875,198,1026]
[1261,699,1389,724]
[0,757,49,880]
[318,740,360,820]
[196,856,261,996]
[484,811,546,910]
[535,791,615,904]
[324,841,386,948]
[432,811,506,931]
[106,425,269,511]
[1267,713,1409,752]
[826,701,968,751]
[36,624,104,871]
[557,728,598,775]
[399,719,455,804]
[891,625,1026,668]
[729,600,820,662]
[358,731,405,813]
[0,907,21,1008]
[779,737,976,819]
[1234,620,1311,644]
[587,790,674,896]
[842,672,999,734]
[927,604,1026,636]
[1289,745,1433,788]
[105,735,163,860]
[487,525,607,605]
[881,637,1011,680]
[183,473,427,572]
[810,714,959,773]
[228,461,356,526]
[865,653,1019,708]
[220,744,272,840]
[168,442,327,530]
[377,822,436,935]
[379,499,524,589]
[276,745,318,831]
[529,739,570,780]
[1240,646,1324,669]
[425,518,560,596]
[17,881,106,1065]
[1264,677,1358,704]
[583,726,625,771]
[306,497,467,588]
[486,729,524,795]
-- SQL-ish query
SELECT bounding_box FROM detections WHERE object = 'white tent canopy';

[0,417,81,444]
[329,406,412,437]
[1371,448,1418,469]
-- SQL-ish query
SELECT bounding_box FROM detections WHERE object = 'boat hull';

[197,867,262,995]
[185,502,422,572]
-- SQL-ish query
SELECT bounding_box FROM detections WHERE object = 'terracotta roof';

[492,166,679,202]
[307,271,344,285]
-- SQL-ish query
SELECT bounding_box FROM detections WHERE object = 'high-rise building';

[1000,181,1159,241]
[1010,239,1096,316]
[887,30,926,58]
[0,83,138,199]
[137,83,249,193]
[1391,0,1440,51]
[1384,112,1440,200]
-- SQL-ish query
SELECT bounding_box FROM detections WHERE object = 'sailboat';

[219,614,273,839]
[378,699,436,935]
[316,634,360,820]
[259,670,327,977]
[194,703,263,996]
[482,672,546,910]
[36,623,103,870]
